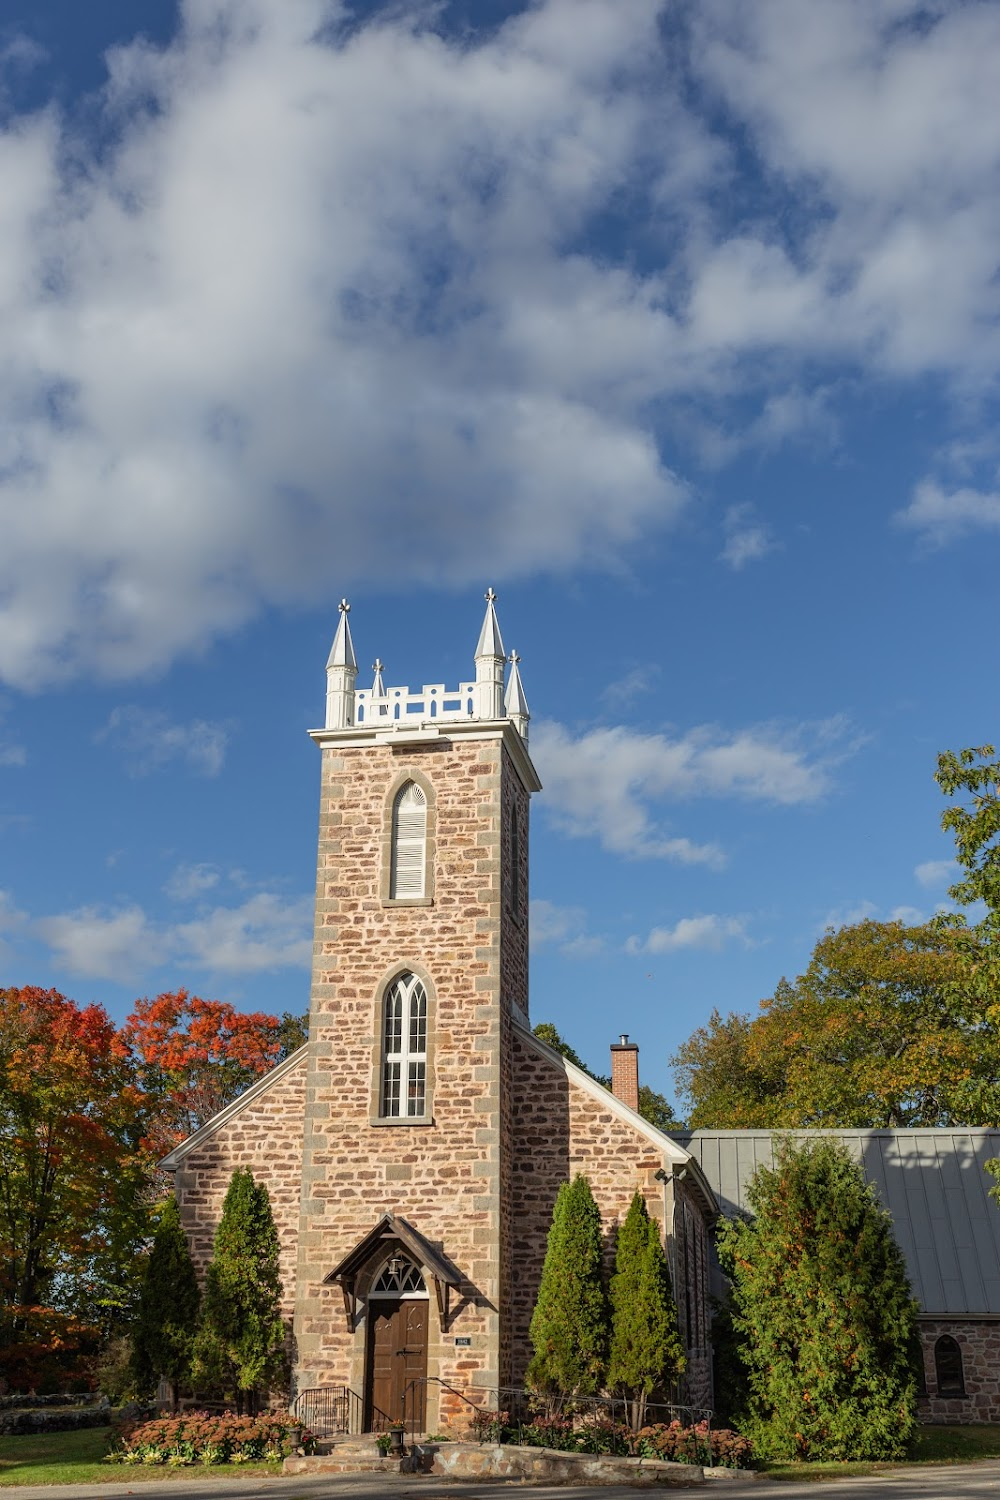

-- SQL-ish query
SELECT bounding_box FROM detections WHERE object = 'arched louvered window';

[381,972,428,1118]
[390,782,427,899]
[934,1334,966,1396]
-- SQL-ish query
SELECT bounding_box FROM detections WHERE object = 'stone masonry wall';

[508,1031,680,1389]
[295,730,532,1426]
[918,1319,1000,1423]
[172,1057,307,1322]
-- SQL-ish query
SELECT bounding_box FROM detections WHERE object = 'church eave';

[516,1020,717,1214]
[157,1044,309,1172]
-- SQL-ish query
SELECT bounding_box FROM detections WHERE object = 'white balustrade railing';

[356,682,477,726]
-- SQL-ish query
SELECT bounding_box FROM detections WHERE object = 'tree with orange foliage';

[0,987,150,1341]
[672,918,998,1129]
[123,990,306,1157]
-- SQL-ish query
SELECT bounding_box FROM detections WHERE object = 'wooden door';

[366,1299,428,1430]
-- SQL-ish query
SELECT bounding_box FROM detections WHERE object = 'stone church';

[161,594,717,1434]
[161,592,1000,1429]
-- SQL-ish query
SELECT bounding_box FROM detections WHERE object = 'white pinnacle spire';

[473,587,506,719]
[504,649,530,740]
[475,586,505,662]
[325,599,358,728]
[370,657,390,719]
[327,599,357,670]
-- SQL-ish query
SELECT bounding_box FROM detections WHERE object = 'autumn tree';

[130,1197,201,1407]
[672,918,998,1128]
[526,1174,608,1399]
[0,986,150,1334]
[124,991,306,1156]
[192,1168,287,1414]
[718,1137,920,1461]
[533,1022,683,1132]
[607,1192,684,1428]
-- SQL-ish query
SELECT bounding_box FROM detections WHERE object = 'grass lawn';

[762,1423,1000,1481]
[0,1429,283,1488]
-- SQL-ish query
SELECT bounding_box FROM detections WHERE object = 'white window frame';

[381,972,428,1118]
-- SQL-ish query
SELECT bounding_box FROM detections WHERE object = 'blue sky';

[1,0,998,1108]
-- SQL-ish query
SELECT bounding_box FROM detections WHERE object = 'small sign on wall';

[454,1336,472,1346]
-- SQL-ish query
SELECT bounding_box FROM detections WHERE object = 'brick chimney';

[610,1034,640,1112]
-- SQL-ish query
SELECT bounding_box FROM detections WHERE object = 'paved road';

[3,1462,1000,1500]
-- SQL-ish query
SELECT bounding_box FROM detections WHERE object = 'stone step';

[284,1453,406,1476]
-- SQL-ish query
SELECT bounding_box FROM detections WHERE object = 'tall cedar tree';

[607,1192,684,1428]
[192,1169,287,1414]
[717,1137,920,1462]
[526,1174,608,1398]
[130,1197,201,1407]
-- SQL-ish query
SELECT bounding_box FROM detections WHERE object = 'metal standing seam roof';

[674,1130,1000,1319]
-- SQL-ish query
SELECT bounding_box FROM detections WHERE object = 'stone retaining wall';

[427,1440,706,1486]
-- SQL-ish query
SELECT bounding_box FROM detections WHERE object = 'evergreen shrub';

[525,1175,607,1397]
[718,1136,921,1461]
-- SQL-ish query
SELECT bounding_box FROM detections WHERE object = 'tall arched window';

[381,972,428,1118]
[510,805,520,914]
[934,1334,966,1396]
[390,782,427,899]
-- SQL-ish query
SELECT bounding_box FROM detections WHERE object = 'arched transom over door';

[365,1254,429,1431]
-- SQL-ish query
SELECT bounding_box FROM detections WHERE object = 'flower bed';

[470,1409,754,1469]
[110,1412,316,1466]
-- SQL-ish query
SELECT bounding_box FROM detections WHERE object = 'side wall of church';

[508,1032,709,1400]
[171,1059,307,1321]
[918,1318,1000,1423]
[295,733,528,1423]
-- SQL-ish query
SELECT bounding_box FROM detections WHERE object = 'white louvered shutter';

[391,783,426,898]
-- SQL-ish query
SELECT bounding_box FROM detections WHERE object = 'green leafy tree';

[718,1137,920,1461]
[936,744,1000,1194]
[533,1022,683,1132]
[526,1174,608,1398]
[192,1168,287,1414]
[130,1197,201,1407]
[672,918,998,1128]
[607,1192,684,1428]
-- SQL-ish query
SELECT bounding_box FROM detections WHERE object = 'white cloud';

[35,904,166,981]
[889,904,925,925]
[98,707,229,776]
[627,914,749,955]
[914,859,956,889]
[895,480,1000,545]
[533,717,844,861]
[819,899,879,931]
[0,1,996,683]
[164,862,222,901]
[529,899,604,958]
[719,503,778,571]
[33,891,311,981]
[174,893,313,975]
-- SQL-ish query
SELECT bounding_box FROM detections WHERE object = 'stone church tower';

[294,591,540,1424]
[162,593,716,1433]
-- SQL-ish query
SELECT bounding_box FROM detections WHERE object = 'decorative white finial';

[339,598,351,615]
[504,648,530,741]
[485,586,497,603]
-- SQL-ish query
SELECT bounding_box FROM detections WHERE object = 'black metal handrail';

[401,1376,490,1445]
[293,1385,394,1437]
